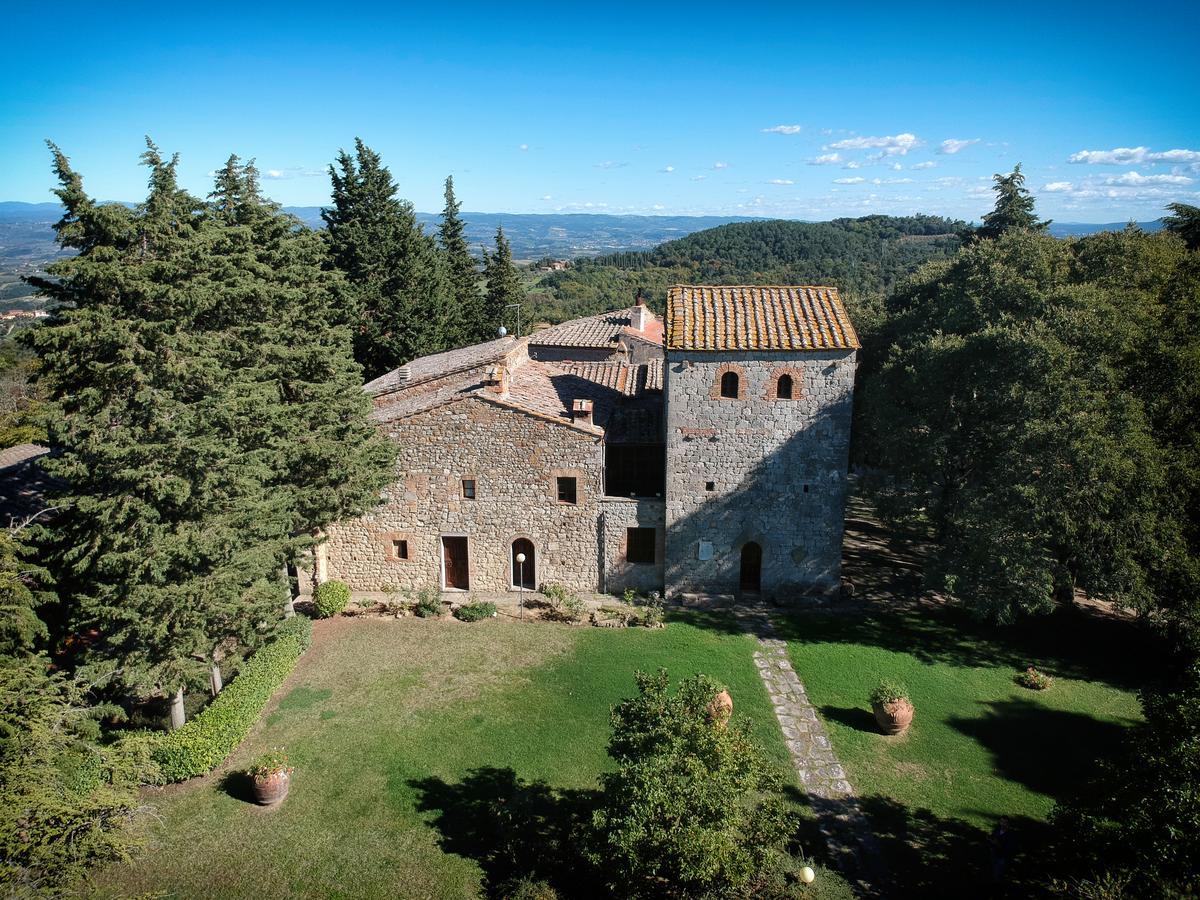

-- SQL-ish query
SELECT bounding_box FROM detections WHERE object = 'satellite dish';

[497,325,508,337]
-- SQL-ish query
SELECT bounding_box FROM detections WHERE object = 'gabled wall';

[325,396,606,594]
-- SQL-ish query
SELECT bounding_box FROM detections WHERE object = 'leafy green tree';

[323,139,448,377]
[438,176,484,346]
[0,659,152,894]
[861,230,1184,622]
[971,163,1049,241]
[1164,201,1200,251]
[590,669,796,898]
[483,225,523,336]
[1049,665,1200,896]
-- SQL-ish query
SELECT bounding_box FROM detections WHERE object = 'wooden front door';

[442,536,470,590]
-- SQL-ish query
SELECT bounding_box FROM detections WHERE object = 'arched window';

[719,371,739,399]
[511,538,536,590]
[776,373,793,399]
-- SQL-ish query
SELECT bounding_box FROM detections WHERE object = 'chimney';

[487,365,509,396]
[395,365,412,385]
[631,290,648,332]
[572,399,594,427]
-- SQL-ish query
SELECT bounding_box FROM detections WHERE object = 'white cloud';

[826,132,920,156]
[767,178,794,185]
[834,176,866,184]
[660,165,675,173]
[261,166,323,180]
[541,194,553,201]
[1042,182,1073,192]
[938,138,980,155]
[872,177,913,184]
[843,160,862,170]
[519,143,529,151]
[891,163,903,171]
[713,161,730,169]
[762,124,802,135]
[809,153,842,165]
[690,175,707,181]
[594,160,628,169]
[1069,146,1200,165]
[1107,170,1193,186]
[911,161,937,170]
[652,203,665,210]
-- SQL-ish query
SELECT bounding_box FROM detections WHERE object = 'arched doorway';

[740,542,762,592]
[511,538,536,590]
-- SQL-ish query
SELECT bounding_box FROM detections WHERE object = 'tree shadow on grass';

[947,699,1136,802]
[819,704,880,733]
[408,767,602,898]
[856,794,1052,898]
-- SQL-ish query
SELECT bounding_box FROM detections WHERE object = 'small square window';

[627,527,656,564]
[556,476,578,504]
[462,479,476,500]
[392,539,409,560]
[705,481,715,491]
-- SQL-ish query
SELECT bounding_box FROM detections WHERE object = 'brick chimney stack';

[572,399,594,426]
[631,290,648,332]
[487,365,509,397]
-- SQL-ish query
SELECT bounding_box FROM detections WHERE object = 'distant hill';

[1048,220,1164,238]
[531,215,967,324]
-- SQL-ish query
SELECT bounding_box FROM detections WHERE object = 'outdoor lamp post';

[515,552,526,617]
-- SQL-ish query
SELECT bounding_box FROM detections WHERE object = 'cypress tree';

[438,176,483,346]
[974,163,1050,241]
[323,139,448,377]
[25,142,393,725]
[482,225,524,336]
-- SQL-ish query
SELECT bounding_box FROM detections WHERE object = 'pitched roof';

[529,306,662,349]
[364,335,517,395]
[665,285,860,352]
[0,443,55,526]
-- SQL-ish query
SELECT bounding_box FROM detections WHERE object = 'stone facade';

[663,349,856,597]
[324,286,857,601]
[325,397,605,594]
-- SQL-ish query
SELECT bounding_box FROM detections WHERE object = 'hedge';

[150,616,312,783]
[313,579,350,618]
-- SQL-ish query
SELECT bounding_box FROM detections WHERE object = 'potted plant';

[247,749,293,806]
[870,679,913,735]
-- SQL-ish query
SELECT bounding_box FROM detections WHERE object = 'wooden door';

[442,536,470,590]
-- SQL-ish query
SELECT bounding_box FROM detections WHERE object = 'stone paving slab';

[733,603,887,896]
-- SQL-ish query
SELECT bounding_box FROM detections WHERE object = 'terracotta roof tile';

[665,285,860,352]
[365,335,517,395]
[529,306,663,349]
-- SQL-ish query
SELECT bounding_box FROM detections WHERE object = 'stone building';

[322,286,858,599]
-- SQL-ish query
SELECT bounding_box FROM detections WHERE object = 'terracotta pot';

[707,689,734,724]
[872,699,913,735]
[251,770,291,806]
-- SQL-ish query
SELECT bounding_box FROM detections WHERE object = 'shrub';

[561,595,586,622]
[539,582,570,610]
[414,586,441,618]
[622,587,637,605]
[1016,665,1053,690]
[870,679,910,706]
[247,748,291,780]
[151,616,312,782]
[455,600,497,622]
[312,579,351,618]
[500,877,559,900]
[590,669,796,898]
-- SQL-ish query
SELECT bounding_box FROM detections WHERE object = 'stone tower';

[662,285,859,598]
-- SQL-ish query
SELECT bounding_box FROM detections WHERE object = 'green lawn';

[777,601,1153,891]
[87,613,850,899]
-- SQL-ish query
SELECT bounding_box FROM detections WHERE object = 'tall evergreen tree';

[972,163,1050,241]
[1164,201,1200,251]
[323,140,448,377]
[438,176,484,346]
[25,142,393,725]
[482,225,523,336]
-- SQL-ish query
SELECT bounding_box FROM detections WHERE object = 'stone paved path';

[734,603,887,895]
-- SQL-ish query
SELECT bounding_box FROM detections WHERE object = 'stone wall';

[599,497,666,595]
[663,349,856,598]
[325,396,607,594]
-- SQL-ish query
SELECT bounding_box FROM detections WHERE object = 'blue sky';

[2,1,1197,222]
